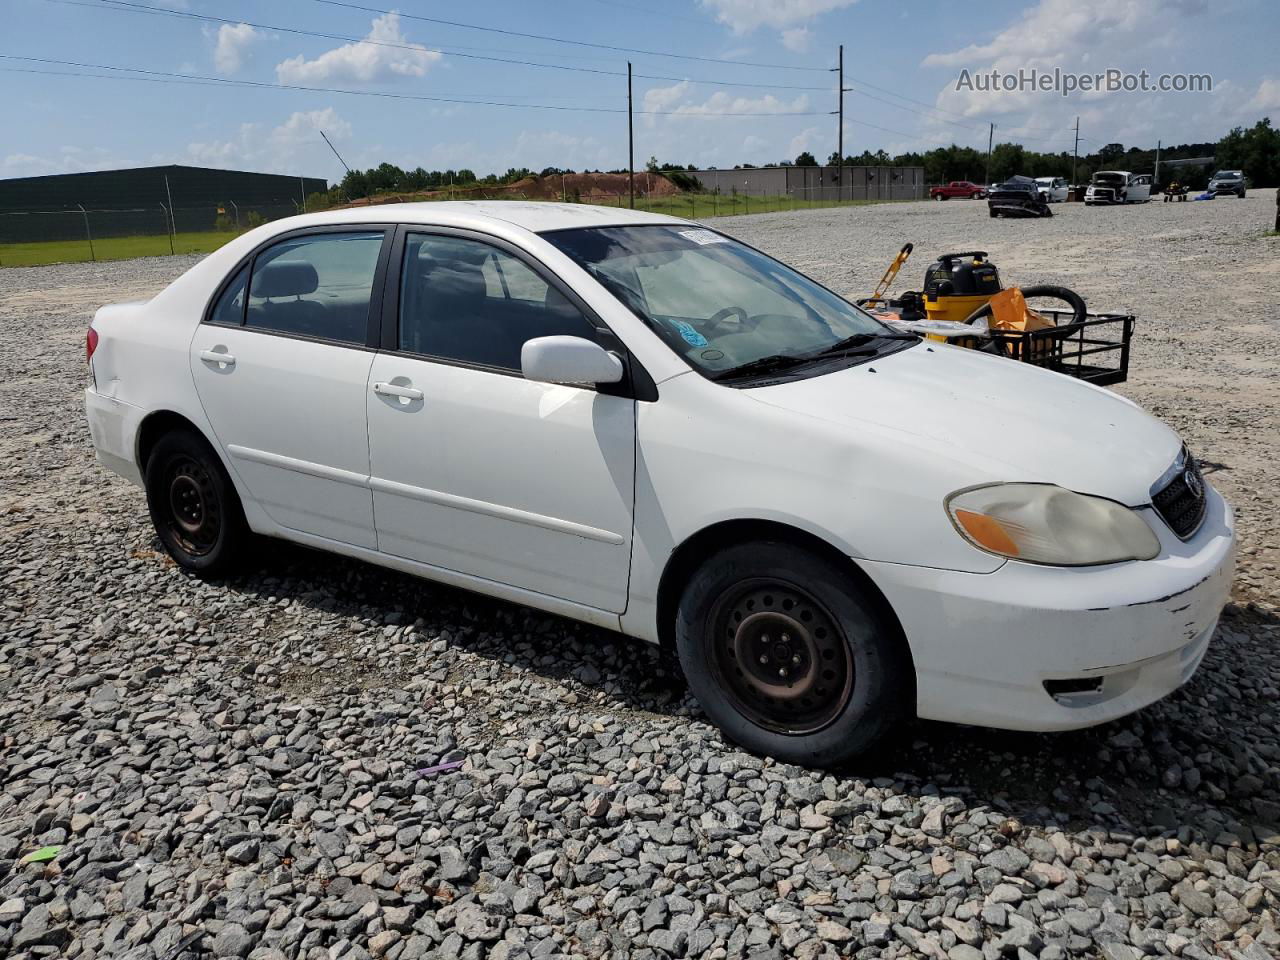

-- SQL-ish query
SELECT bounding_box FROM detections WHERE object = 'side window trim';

[201,224,395,350]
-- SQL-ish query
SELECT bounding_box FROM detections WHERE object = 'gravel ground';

[1,198,1278,960]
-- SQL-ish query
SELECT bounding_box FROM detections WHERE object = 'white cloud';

[641,83,809,122]
[272,108,352,145]
[780,27,811,53]
[180,108,350,177]
[275,13,441,85]
[788,125,822,159]
[641,81,692,126]
[915,0,1245,150]
[2,146,117,177]
[214,23,259,75]
[2,153,52,177]
[700,0,859,33]
[1246,77,1280,113]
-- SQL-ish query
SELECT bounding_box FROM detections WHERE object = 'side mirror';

[521,336,624,386]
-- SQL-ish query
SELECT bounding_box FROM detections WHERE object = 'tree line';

[735,119,1278,189]
[311,117,1277,207]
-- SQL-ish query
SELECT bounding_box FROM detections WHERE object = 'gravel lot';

[2,198,1278,960]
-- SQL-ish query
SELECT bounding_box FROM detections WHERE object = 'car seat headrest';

[255,260,319,298]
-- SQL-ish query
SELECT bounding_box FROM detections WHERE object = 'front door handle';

[373,381,424,401]
[199,349,236,367]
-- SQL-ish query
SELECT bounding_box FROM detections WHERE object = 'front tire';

[674,542,910,766]
[145,430,248,575]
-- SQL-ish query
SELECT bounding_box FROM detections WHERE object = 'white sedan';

[84,202,1234,766]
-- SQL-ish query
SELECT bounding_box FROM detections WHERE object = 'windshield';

[1212,170,1239,179]
[543,224,906,379]
[1093,172,1126,184]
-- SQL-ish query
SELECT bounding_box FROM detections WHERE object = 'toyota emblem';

[1183,466,1203,498]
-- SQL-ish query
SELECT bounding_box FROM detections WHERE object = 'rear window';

[245,232,383,345]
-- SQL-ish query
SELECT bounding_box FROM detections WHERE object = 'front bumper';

[861,486,1235,731]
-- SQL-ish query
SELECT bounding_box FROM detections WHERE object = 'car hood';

[745,343,1180,506]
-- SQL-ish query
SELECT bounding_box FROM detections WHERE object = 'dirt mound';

[337,171,680,209]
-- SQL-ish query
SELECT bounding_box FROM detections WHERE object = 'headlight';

[945,483,1160,566]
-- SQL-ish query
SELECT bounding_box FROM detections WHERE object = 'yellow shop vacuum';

[921,250,1002,324]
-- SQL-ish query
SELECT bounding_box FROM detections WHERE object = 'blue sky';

[3,0,1276,185]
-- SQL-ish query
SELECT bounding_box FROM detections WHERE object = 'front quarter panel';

[622,372,1005,643]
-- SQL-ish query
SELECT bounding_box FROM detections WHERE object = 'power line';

[0,65,619,104]
[69,0,834,92]
[68,0,1001,142]
[0,55,828,116]
[305,0,831,71]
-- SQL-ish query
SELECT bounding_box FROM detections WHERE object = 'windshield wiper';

[805,331,917,359]
[710,353,819,382]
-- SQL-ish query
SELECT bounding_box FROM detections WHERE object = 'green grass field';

[0,195,915,268]
[0,230,239,268]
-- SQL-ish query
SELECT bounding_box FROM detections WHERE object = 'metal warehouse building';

[0,164,328,243]
[686,165,926,202]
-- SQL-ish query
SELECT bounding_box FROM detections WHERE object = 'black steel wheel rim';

[708,579,854,735]
[163,455,221,557]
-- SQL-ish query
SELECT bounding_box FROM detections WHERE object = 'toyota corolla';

[84,202,1235,766]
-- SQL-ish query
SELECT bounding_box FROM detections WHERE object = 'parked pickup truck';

[930,181,986,200]
[1085,171,1152,205]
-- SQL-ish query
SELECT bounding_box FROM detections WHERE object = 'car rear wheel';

[145,429,248,575]
[674,541,910,766]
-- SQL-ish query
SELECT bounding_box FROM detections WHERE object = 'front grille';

[1152,451,1207,539]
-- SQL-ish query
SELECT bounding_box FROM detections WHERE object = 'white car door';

[190,228,390,549]
[366,229,638,612]
[1128,176,1152,202]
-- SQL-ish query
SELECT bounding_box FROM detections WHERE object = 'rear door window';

[246,232,384,345]
[210,265,248,326]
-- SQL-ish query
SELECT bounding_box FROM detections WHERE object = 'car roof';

[280,200,688,235]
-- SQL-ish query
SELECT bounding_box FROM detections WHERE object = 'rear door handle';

[200,349,236,367]
[373,382,423,401]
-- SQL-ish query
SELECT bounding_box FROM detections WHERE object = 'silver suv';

[1208,170,1248,198]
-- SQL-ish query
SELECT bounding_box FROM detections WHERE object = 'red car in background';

[929,181,986,200]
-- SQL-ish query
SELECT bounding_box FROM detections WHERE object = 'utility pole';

[837,45,843,202]
[985,122,994,186]
[1072,116,1080,188]
[830,46,851,202]
[627,61,635,209]
[1154,139,1161,186]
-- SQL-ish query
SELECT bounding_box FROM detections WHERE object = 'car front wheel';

[145,429,249,575]
[675,541,911,766]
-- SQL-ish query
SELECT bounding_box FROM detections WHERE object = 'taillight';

[86,326,99,364]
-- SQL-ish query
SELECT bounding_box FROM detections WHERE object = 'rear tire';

[145,429,249,576]
[674,541,910,766]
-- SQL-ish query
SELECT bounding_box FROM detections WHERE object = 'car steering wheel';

[704,306,755,336]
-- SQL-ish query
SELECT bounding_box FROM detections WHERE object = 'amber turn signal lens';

[953,509,1021,557]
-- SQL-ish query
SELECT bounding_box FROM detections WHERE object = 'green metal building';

[0,164,328,243]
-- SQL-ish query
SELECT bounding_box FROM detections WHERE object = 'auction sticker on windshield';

[678,229,729,245]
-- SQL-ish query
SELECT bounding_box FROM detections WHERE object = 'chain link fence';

[0,201,302,267]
